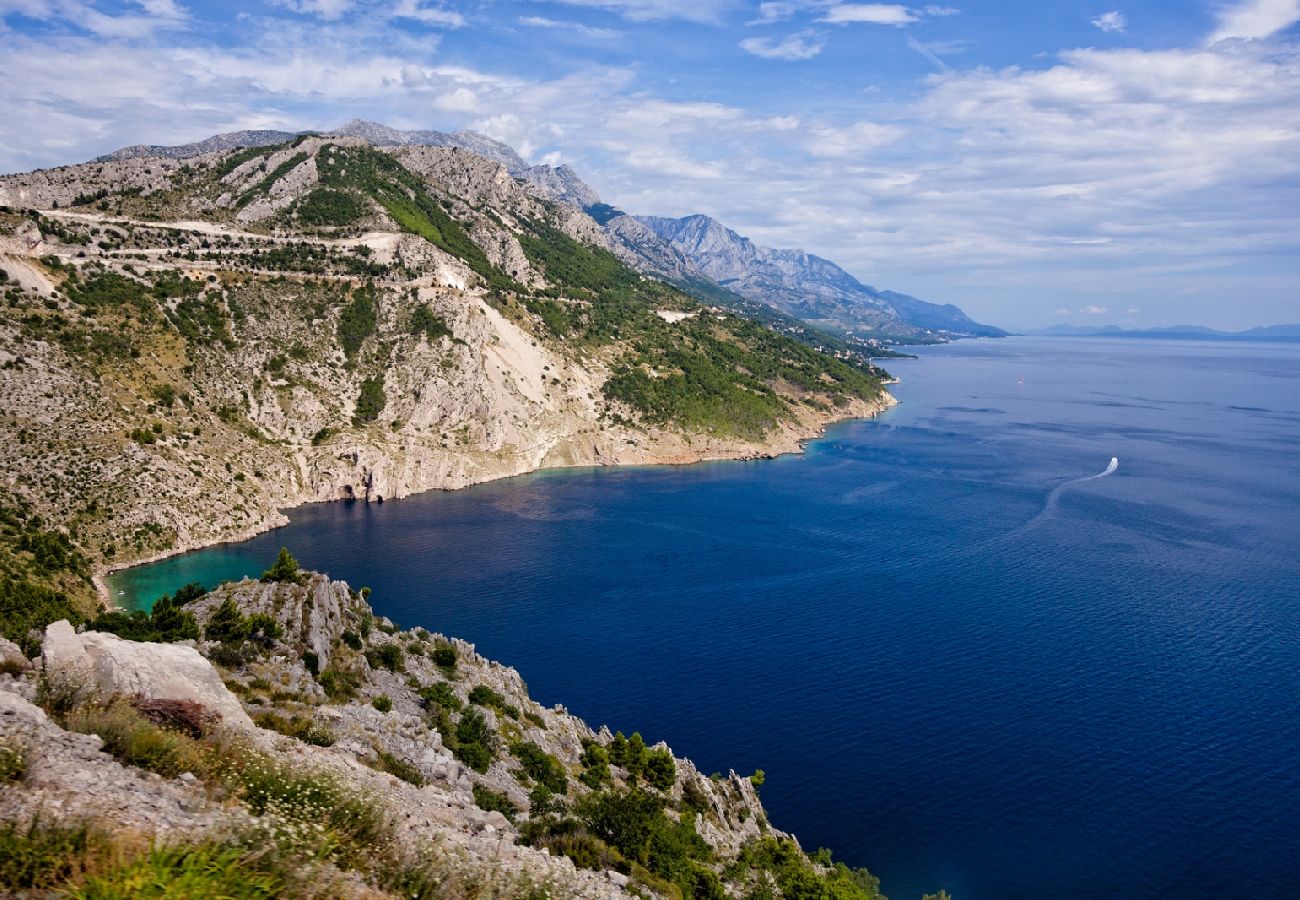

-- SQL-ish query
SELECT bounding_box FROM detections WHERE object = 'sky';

[1,0,1298,329]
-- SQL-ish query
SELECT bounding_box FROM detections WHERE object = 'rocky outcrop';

[41,620,254,729]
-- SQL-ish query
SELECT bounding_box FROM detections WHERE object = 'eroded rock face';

[41,620,254,730]
[0,636,27,673]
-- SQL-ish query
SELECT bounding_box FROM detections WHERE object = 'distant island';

[1031,323,1300,341]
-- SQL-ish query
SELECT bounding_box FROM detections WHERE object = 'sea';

[109,337,1300,899]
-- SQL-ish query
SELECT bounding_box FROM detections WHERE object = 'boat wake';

[1008,457,1119,537]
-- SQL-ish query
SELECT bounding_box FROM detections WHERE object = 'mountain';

[633,214,1005,342]
[0,133,892,570]
[97,119,530,174]
[95,122,999,345]
[96,128,301,161]
[1034,323,1300,341]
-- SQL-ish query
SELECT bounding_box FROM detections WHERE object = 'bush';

[371,694,392,713]
[513,741,568,795]
[418,681,461,712]
[296,188,368,227]
[67,843,283,899]
[353,374,385,425]
[204,597,249,644]
[0,733,27,784]
[0,819,107,892]
[318,668,360,702]
[252,711,335,747]
[259,547,303,585]
[337,289,376,359]
[472,783,520,823]
[90,593,200,644]
[66,702,207,778]
[431,642,457,672]
[644,747,677,791]
[373,750,423,786]
[364,643,403,673]
[452,708,498,774]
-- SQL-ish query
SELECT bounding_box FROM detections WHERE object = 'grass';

[0,734,26,784]
[67,844,283,899]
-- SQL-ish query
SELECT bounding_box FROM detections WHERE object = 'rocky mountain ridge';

[0,133,892,585]
[635,215,1005,342]
[2,556,889,897]
[88,121,1000,345]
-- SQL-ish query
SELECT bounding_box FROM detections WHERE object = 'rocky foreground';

[0,553,887,898]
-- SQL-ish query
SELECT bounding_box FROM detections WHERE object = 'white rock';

[41,620,254,730]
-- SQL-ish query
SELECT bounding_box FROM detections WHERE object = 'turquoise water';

[110,337,1300,898]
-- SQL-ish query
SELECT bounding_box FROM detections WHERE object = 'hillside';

[0,550,889,898]
[0,134,892,582]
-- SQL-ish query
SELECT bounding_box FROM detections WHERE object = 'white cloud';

[1080,305,1108,314]
[806,120,903,156]
[822,3,917,25]
[273,0,356,20]
[1208,0,1300,43]
[391,0,464,28]
[1125,307,1141,314]
[740,30,826,60]
[543,0,736,23]
[923,5,958,14]
[517,15,621,38]
[1091,10,1126,33]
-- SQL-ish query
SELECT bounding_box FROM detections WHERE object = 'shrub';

[472,784,519,823]
[431,642,457,672]
[644,747,677,792]
[453,708,498,774]
[418,681,461,712]
[252,711,335,747]
[130,698,217,739]
[580,741,610,788]
[204,597,249,644]
[353,374,385,425]
[371,694,392,713]
[318,668,360,702]
[340,630,362,651]
[66,702,206,778]
[259,547,304,585]
[90,594,200,643]
[337,289,376,359]
[0,819,108,892]
[373,750,423,786]
[67,843,283,899]
[364,643,403,673]
[0,733,27,784]
[513,741,568,795]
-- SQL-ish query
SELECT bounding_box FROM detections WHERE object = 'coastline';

[94,390,898,607]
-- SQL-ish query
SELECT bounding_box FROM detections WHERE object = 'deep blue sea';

[110,337,1300,899]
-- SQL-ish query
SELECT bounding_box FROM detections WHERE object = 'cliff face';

[0,568,884,898]
[0,136,892,578]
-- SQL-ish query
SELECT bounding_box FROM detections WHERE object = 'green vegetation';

[337,287,377,359]
[364,642,403,672]
[89,588,201,643]
[409,304,452,342]
[353,374,386,425]
[0,497,95,656]
[260,547,304,584]
[296,188,369,227]
[214,145,272,179]
[727,836,885,900]
[316,144,518,291]
[373,749,423,786]
[235,152,309,209]
[508,212,884,440]
[472,783,520,823]
[371,694,392,712]
[252,711,336,747]
[513,741,568,794]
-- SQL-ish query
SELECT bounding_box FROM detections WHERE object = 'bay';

[109,337,1300,898]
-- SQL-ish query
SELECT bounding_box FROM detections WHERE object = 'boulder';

[0,636,27,673]
[41,620,253,730]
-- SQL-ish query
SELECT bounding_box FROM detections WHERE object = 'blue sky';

[2,0,1298,329]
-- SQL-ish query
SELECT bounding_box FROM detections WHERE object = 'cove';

[108,337,1300,899]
